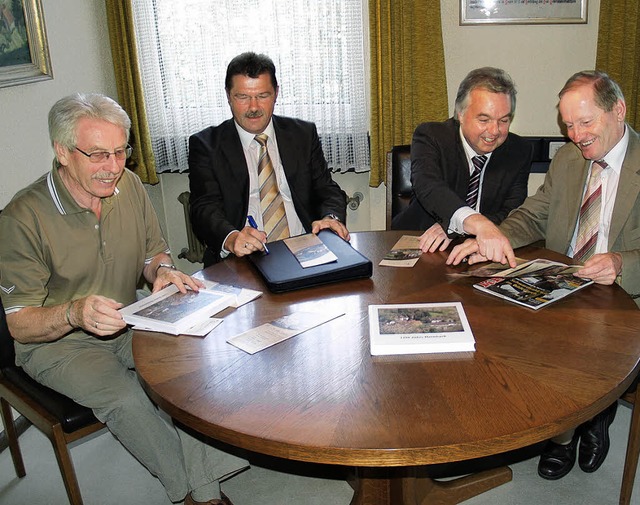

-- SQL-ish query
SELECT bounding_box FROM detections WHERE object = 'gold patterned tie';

[255,134,290,241]
[573,160,608,262]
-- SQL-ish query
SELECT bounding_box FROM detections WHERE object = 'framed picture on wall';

[460,0,588,25]
[0,0,52,88]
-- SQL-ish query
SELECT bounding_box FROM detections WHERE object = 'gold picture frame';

[460,0,588,25]
[0,0,52,88]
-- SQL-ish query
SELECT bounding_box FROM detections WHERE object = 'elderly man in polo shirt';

[0,93,246,505]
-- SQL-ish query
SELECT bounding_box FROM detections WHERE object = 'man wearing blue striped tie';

[391,67,533,253]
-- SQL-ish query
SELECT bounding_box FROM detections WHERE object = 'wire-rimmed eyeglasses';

[75,145,133,163]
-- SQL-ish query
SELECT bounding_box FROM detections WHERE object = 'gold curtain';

[368,0,448,187]
[105,0,158,184]
[596,0,640,130]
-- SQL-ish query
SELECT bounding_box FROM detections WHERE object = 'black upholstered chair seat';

[2,366,96,433]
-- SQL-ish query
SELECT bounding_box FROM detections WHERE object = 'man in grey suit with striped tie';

[189,52,349,267]
[448,70,640,481]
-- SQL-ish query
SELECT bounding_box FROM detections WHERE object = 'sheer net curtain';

[132,0,370,174]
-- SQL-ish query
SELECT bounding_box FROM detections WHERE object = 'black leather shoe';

[578,401,618,473]
[537,432,579,480]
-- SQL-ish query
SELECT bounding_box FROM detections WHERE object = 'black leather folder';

[248,230,373,293]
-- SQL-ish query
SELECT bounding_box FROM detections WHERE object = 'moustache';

[245,111,264,119]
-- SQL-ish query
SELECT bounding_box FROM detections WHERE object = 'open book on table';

[472,258,593,310]
[119,284,237,335]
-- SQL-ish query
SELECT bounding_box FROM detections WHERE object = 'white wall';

[441,0,600,135]
[0,0,602,269]
[0,0,117,209]
[327,0,602,233]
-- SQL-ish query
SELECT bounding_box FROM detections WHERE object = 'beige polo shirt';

[0,164,169,315]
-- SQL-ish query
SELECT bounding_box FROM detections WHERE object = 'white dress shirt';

[567,126,628,258]
[221,119,305,255]
[448,129,493,235]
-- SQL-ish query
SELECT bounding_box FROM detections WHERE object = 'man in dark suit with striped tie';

[391,67,533,253]
[189,52,349,267]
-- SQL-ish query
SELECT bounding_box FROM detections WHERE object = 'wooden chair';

[620,385,640,504]
[0,298,105,505]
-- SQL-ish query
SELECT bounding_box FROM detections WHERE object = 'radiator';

[177,191,205,263]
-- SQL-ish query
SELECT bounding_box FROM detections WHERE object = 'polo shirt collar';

[46,160,120,216]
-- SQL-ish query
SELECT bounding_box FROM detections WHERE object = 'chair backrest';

[383,137,570,230]
[177,191,205,264]
[0,296,16,372]
[385,144,412,229]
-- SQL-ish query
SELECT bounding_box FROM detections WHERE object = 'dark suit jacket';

[188,115,347,266]
[500,125,640,302]
[392,118,533,232]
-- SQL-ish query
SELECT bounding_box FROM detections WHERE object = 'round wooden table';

[133,231,640,504]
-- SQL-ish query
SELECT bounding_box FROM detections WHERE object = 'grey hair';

[48,93,131,150]
[559,70,625,112]
[454,67,517,118]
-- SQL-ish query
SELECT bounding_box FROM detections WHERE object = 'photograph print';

[377,306,464,335]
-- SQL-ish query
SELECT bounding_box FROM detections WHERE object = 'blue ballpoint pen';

[247,215,270,254]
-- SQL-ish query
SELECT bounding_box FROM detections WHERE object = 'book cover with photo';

[284,233,337,268]
[379,234,422,267]
[368,302,475,355]
[474,273,593,310]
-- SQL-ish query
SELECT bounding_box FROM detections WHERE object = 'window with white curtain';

[131,0,370,174]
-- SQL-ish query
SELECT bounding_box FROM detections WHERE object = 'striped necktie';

[255,134,290,242]
[573,159,608,262]
[466,155,487,209]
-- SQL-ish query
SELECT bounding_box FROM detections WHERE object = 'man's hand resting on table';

[419,223,452,252]
[311,216,350,241]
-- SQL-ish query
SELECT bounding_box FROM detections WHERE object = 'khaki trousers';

[16,330,248,502]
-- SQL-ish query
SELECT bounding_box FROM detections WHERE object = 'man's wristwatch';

[324,213,341,222]
[155,263,176,275]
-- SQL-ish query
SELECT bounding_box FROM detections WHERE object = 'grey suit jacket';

[500,125,640,301]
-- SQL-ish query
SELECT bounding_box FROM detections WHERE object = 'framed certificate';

[460,0,588,25]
